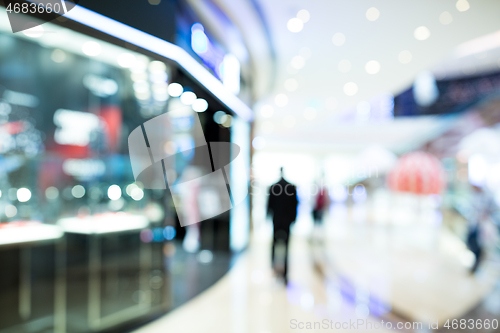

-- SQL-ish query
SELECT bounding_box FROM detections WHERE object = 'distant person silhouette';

[467,185,493,274]
[267,167,299,285]
[312,175,329,225]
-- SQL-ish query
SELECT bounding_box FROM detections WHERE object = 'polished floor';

[320,198,500,324]
[135,194,500,333]
[136,235,400,333]
[323,216,498,323]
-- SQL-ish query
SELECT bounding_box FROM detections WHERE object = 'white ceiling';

[248,0,500,154]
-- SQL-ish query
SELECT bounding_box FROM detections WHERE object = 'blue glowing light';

[192,30,208,54]
[163,226,176,241]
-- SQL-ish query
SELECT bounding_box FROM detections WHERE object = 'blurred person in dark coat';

[267,167,299,284]
[467,184,494,274]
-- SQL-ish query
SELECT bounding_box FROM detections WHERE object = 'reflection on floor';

[136,194,500,333]
[169,242,233,309]
[321,200,500,325]
[135,235,399,333]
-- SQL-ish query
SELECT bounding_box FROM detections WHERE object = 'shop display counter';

[58,213,169,332]
[0,222,65,333]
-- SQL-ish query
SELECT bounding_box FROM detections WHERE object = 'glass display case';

[0,4,251,332]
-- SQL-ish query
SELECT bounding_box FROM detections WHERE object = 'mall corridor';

[136,194,500,333]
[2,1,500,332]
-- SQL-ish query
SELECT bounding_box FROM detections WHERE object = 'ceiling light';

[291,56,305,69]
[338,59,351,73]
[117,53,136,68]
[126,184,138,196]
[260,105,274,118]
[284,78,299,92]
[192,98,208,112]
[440,11,453,25]
[332,33,346,46]
[180,91,197,105]
[398,50,413,64]
[82,41,102,56]
[343,82,358,96]
[108,185,122,201]
[149,61,167,72]
[275,94,289,107]
[297,9,310,23]
[287,18,304,33]
[365,60,381,74]
[131,188,144,201]
[221,54,241,95]
[366,7,380,21]
[414,26,430,41]
[17,188,31,202]
[168,83,183,97]
[456,0,470,12]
